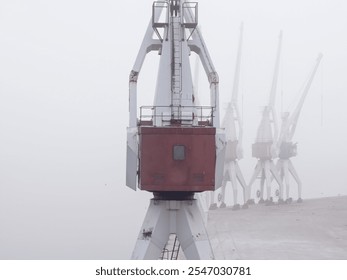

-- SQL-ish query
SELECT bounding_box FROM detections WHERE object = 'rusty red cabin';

[139,126,216,192]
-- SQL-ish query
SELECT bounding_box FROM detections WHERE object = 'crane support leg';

[264,161,272,201]
[276,159,286,195]
[276,159,283,177]
[248,160,262,200]
[260,170,266,202]
[213,160,248,209]
[235,161,249,205]
[269,160,283,201]
[131,200,170,260]
[209,191,217,210]
[276,159,302,202]
[249,160,283,204]
[131,199,214,260]
[288,159,302,201]
[219,175,228,208]
[282,160,291,200]
[229,162,239,209]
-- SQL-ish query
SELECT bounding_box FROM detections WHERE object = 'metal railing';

[138,105,214,127]
[182,2,198,28]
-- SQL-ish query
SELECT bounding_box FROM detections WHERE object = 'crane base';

[131,198,214,260]
[249,159,284,202]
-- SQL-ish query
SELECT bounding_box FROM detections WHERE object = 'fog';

[0,0,346,259]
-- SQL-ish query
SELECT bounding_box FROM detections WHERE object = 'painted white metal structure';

[126,0,225,260]
[276,53,323,203]
[248,32,284,205]
[131,199,214,259]
[192,56,214,218]
[210,23,249,210]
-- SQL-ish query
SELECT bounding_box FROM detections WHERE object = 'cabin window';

[173,145,185,161]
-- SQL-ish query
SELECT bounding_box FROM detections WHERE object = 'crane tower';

[277,53,323,203]
[248,32,284,205]
[126,0,225,259]
[209,23,249,210]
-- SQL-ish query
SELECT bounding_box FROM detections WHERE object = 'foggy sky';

[0,0,346,259]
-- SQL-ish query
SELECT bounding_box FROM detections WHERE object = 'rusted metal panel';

[139,126,216,192]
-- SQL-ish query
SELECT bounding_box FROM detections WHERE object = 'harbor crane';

[126,0,225,259]
[276,53,323,203]
[248,32,284,205]
[209,23,249,210]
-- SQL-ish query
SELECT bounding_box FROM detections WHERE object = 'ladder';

[171,17,182,119]
[159,234,181,260]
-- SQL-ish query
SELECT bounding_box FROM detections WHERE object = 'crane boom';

[254,32,282,146]
[232,23,243,104]
[268,31,282,144]
[222,23,244,153]
[287,53,323,140]
[278,53,323,146]
[269,31,282,108]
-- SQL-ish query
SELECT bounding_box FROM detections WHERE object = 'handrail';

[139,105,214,127]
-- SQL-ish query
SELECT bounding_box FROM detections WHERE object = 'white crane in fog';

[277,53,323,203]
[209,23,249,210]
[248,32,284,205]
[126,0,225,260]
